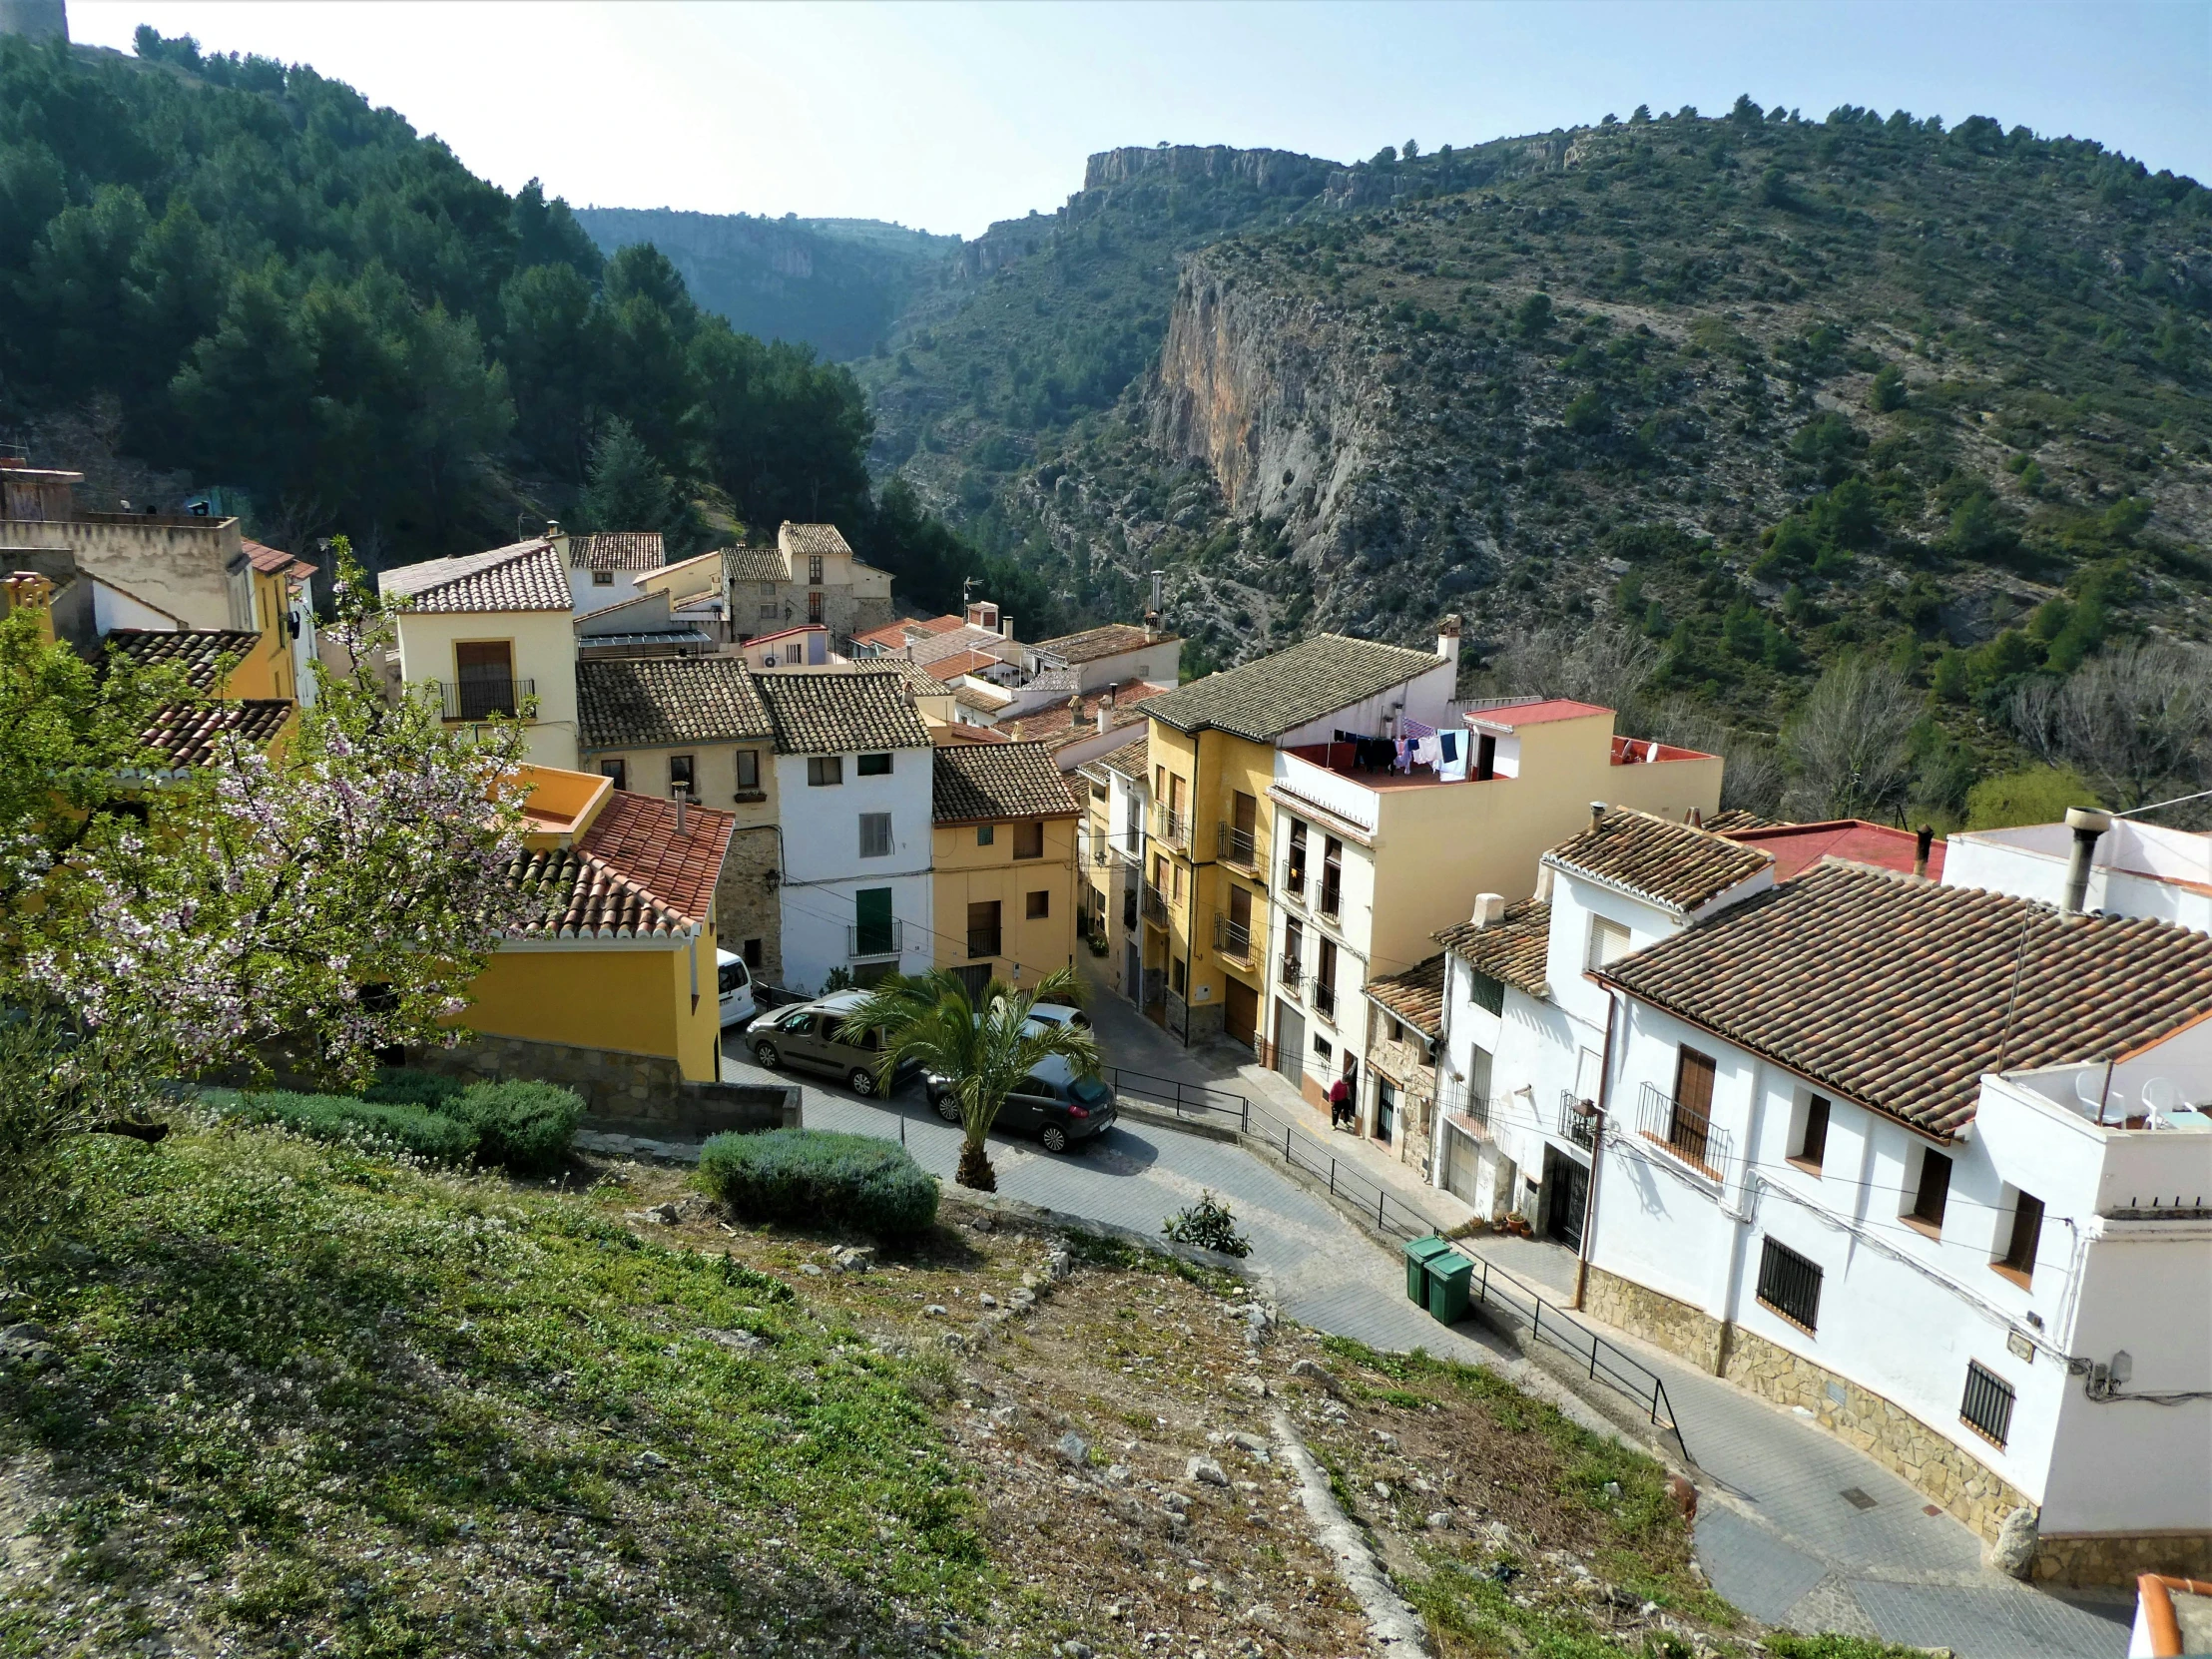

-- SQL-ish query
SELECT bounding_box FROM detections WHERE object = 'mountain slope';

[572,207,956,361]
[875,112,2212,749]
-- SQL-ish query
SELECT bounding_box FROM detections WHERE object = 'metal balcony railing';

[1281,859,1308,906]
[1319,871,1343,919]
[1278,958,1303,994]
[1436,1075,1490,1133]
[438,677,534,722]
[1214,916,1253,961]
[1155,806,1188,848]
[1141,883,1169,927]
[965,927,1001,960]
[1558,1090,1598,1151]
[1637,1081,1725,1176]
[847,919,903,960]
[1313,979,1337,1020]
[1218,823,1259,868]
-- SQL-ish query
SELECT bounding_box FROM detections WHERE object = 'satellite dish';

[2141,1077,2179,1114]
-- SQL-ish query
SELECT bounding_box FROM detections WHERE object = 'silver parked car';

[743,991,917,1098]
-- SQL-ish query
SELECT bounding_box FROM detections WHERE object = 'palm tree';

[837,965,1100,1192]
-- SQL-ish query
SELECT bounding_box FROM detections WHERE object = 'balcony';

[1281,860,1308,907]
[438,677,535,722]
[1217,822,1259,870]
[847,919,904,960]
[1558,1090,1598,1151]
[1318,869,1343,920]
[1141,883,1169,928]
[1313,979,1337,1021]
[1155,806,1189,849]
[1213,916,1254,963]
[1277,959,1303,994]
[1637,1081,1727,1178]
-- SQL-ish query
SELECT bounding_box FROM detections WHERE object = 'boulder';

[1186,1455,1230,1487]
[1989,1505,2039,1579]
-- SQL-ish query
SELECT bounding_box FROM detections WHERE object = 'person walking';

[1328,1073,1353,1131]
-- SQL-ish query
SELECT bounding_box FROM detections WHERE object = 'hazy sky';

[74,1,2211,239]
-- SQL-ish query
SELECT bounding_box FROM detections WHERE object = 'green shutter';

[855,887,894,956]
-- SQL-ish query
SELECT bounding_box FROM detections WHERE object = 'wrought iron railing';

[1214,916,1253,961]
[1637,1080,1726,1177]
[1278,957,1303,995]
[846,919,903,959]
[438,677,534,722]
[1281,858,1307,906]
[1155,806,1188,848]
[1218,823,1259,868]
[1319,869,1343,919]
[1141,883,1169,926]
[1558,1090,1598,1151]
[1313,978,1337,1020]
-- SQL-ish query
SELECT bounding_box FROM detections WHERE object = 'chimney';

[1590,801,1608,829]
[1001,614,1014,641]
[1096,702,1109,735]
[1687,807,1704,829]
[1436,613,1462,670]
[0,572,55,645]
[673,789,688,835]
[1913,824,1935,879]
[1470,891,1507,929]
[2062,807,2112,916]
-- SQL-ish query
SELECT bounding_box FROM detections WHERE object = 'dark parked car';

[927,1053,1117,1153]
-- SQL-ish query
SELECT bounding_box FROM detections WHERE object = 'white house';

[1078,735,1152,1006]
[1945,811,2212,936]
[562,528,666,616]
[1024,622,1183,696]
[1578,854,2212,1585]
[754,668,935,994]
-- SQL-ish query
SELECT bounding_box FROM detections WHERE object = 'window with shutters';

[1905,1148,1952,1238]
[858,813,892,858]
[808,756,842,787]
[809,554,825,585]
[1588,915,1632,971]
[1756,1237,1823,1332]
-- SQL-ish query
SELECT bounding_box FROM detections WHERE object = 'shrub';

[361,1067,465,1110]
[448,1081,582,1175]
[229,1091,478,1163]
[697,1129,938,1239]
[1162,1191,1252,1258]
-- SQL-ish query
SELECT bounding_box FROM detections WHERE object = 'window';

[809,553,825,585]
[742,937,763,969]
[1317,938,1339,1019]
[1171,862,1186,905]
[857,753,892,777]
[1995,1190,2044,1287]
[1320,836,1343,916]
[1170,957,1187,997]
[1667,1045,1718,1167]
[1286,820,1309,895]
[809,591,825,625]
[808,756,843,787]
[1907,1148,1952,1236]
[977,824,996,845]
[735,750,760,791]
[759,580,776,595]
[759,603,780,621]
[1588,915,1633,971]
[599,758,628,791]
[1282,917,1304,980]
[1466,969,1504,1016]
[668,755,696,797]
[1013,821,1044,859]
[967,900,1002,959]
[1026,889,1050,920]
[858,813,892,857]
[1313,1033,1333,1059]
[853,887,894,957]
[1793,1095,1831,1172]
[1756,1237,1824,1332]
[1960,1361,2015,1447]
[453,640,517,720]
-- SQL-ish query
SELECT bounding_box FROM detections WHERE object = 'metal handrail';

[1638,1081,1726,1176]
[1559,1089,1597,1151]
[1141,883,1169,926]
[846,919,903,959]
[1278,958,1303,993]
[1155,806,1188,848]
[1218,823,1259,867]
[1281,859,1307,905]
[1313,980,1337,1019]
[1214,916,1253,960]
[1318,874,1342,919]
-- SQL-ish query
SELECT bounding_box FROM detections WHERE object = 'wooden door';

[1223,978,1258,1048]
[1671,1046,1717,1164]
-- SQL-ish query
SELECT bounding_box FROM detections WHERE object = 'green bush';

[361,1067,466,1110]
[697,1129,938,1239]
[448,1081,582,1175]
[229,1091,479,1163]
[1162,1191,1253,1258]
[1964,766,2102,830]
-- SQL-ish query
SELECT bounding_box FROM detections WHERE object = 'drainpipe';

[1571,987,1619,1311]
[2062,807,2112,917]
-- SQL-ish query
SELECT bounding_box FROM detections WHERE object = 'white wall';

[1274,658,1457,749]
[569,567,647,615]
[1266,799,1377,1097]
[773,745,933,994]
[1944,825,2212,936]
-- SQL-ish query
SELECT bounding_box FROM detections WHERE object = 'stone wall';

[718,825,784,986]
[2033,1529,2212,1586]
[406,1032,800,1138]
[1581,1264,1729,1375]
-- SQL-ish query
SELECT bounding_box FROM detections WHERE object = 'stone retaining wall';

[2033,1529,2212,1586]
[406,1033,800,1138]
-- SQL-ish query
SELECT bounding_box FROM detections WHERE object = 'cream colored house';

[380,539,581,769]
[723,523,894,647]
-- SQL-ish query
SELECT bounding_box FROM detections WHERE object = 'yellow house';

[929,741,1080,998]
[464,766,733,1084]
[1137,629,1460,1047]
[380,539,581,770]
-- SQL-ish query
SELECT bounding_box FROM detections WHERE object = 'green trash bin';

[1402,1235,1454,1306]
[1426,1251,1474,1326]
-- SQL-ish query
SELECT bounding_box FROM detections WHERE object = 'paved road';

[720,1032,2131,1659]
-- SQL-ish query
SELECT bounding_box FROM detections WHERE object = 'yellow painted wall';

[931,814,1078,986]
[1144,721,1274,1033]
[581,739,780,829]
[393,609,580,769]
[217,566,298,705]
[462,929,722,1083]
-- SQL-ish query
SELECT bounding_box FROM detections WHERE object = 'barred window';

[1960,1361,2015,1447]
[1756,1237,1823,1332]
[1466,969,1505,1016]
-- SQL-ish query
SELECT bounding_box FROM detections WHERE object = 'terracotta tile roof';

[568,531,663,573]
[1142,634,1443,744]
[861,658,950,702]
[104,628,263,692]
[576,657,773,751]
[1004,682,1171,751]
[1364,953,1447,1036]
[1034,623,1176,665]
[1546,808,1773,913]
[779,522,854,558]
[909,624,1014,668]
[724,545,792,584]
[952,682,1014,713]
[243,539,315,579]
[756,668,932,755]
[1434,900,1551,997]
[1094,736,1149,778]
[932,742,1083,824]
[925,649,1006,682]
[1703,809,1781,833]
[378,540,571,614]
[1603,860,2212,1137]
[505,793,733,939]
[140,698,291,769]
[1724,820,1946,883]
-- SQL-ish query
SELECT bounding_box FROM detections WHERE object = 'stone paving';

[716,1023,2132,1658]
